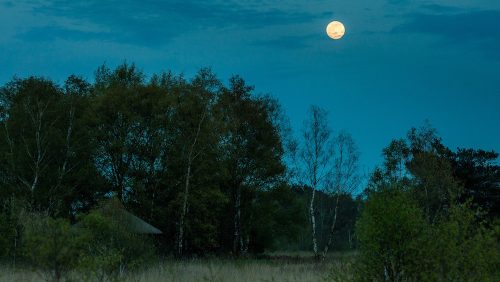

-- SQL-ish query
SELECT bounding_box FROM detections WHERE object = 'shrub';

[353,186,499,282]
[76,210,156,281]
[354,186,426,281]
[419,204,499,281]
[22,213,81,282]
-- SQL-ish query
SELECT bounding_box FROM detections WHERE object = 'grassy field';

[0,252,354,282]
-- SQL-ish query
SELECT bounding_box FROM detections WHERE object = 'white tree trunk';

[177,110,205,256]
[309,187,318,257]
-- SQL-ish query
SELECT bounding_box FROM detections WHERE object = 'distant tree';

[249,183,307,252]
[448,148,500,219]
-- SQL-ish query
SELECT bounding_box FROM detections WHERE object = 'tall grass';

[131,259,328,282]
[0,255,349,282]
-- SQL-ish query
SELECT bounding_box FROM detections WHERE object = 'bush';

[22,213,81,282]
[76,210,156,281]
[353,186,499,282]
[20,206,157,282]
[419,204,499,281]
[355,186,426,281]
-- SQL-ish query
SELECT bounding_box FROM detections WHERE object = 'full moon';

[326,21,345,40]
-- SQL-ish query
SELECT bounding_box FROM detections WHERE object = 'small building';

[83,198,162,234]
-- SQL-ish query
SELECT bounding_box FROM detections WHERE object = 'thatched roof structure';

[90,198,162,234]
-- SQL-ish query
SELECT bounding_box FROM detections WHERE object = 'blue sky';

[1,0,499,174]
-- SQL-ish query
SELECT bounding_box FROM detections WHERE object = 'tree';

[216,76,285,255]
[175,68,222,256]
[371,123,462,221]
[0,78,62,206]
[91,64,147,202]
[297,106,359,258]
[355,123,499,281]
[321,131,359,259]
[448,148,500,219]
[249,183,307,252]
[298,105,334,257]
[0,77,101,216]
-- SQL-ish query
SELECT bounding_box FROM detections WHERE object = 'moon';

[326,21,345,40]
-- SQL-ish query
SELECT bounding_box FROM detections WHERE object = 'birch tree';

[299,105,334,258]
[0,76,98,215]
[176,69,220,256]
[321,131,359,259]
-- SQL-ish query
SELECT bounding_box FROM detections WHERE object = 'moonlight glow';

[326,21,345,40]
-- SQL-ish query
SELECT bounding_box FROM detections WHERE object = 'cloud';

[419,4,461,13]
[393,10,500,58]
[251,34,318,50]
[394,10,500,40]
[16,0,323,47]
[16,26,111,42]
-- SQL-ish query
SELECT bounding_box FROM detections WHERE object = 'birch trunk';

[321,192,340,260]
[177,111,205,256]
[309,187,318,257]
[177,164,191,256]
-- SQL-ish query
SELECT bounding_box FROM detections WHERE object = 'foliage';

[0,76,105,217]
[355,186,427,281]
[419,204,499,281]
[250,184,307,252]
[1,64,499,281]
[76,207,156,281]
[355,187,499,281]
[22,213,81,282]
[354,124,500,281]
[0,212,14,259]
[449,148,500,219]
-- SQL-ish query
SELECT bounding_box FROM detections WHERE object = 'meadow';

[0,252,354,282]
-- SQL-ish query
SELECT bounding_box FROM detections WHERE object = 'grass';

[131,259,328,282]
[0,252,355,282]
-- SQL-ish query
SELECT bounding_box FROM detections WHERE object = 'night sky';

[1,0,499,173]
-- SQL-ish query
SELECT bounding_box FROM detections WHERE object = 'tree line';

[0,63,498,280]
[0,64,360,259]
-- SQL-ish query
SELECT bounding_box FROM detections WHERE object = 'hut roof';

[93,198,162,234]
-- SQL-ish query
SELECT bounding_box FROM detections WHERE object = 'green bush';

[353,187,499,282]
[355,186,427,281]
[22,213,81,282]
[20,207,157,282]
[419,205,499,281]
[76,210,156,281]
